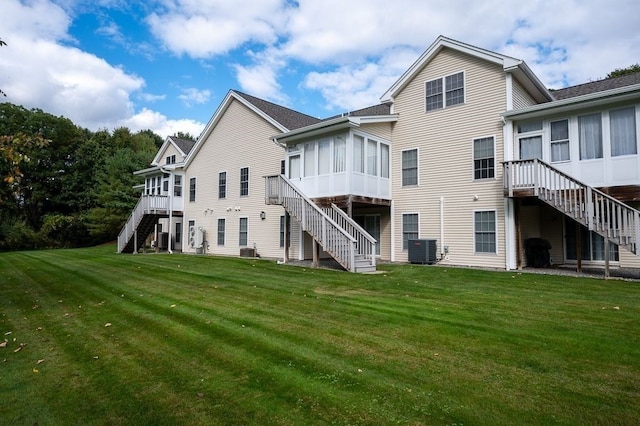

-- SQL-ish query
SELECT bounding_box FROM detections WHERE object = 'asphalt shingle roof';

[169,136,196,155]
[233,90,322,130]
[551,72,640,100]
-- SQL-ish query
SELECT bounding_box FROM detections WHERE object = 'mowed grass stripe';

[2,245,640,424]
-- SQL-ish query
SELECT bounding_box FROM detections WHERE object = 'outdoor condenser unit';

[408,239,437,264]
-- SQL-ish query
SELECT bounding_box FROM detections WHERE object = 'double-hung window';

[217,218,225,246]
[189,177,196,202]
[174,175,182,197]
[426,72,464,111]
[402,213,419,250]
[474,211,496,253]
[473,137,495,180]
[579,113,603,160]
[240,167,249,196]
[218,172,226,199]
[402,149,418,186]
[550,120,570,162]
[279,216,286,248]
[239,217,248,246]
[610,107,637,157]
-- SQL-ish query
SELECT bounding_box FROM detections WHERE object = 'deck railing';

[117,195,169,253]
[324,204,376,267]
[504,159,639,254]
[265,175,370,272]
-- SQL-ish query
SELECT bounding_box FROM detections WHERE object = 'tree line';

[0,103,164,250]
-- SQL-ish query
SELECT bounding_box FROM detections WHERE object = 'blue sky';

[1,0,639,138]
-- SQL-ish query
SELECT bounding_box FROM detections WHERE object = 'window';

[402,149,418,186]
[279,215,286,248]
[402,213,419,250]
[217,218,225,246]
[218,172,226,199]
[353,135,364,173]
[426,72,464,111]
[163,179,169,193]
[474,211,496,253]
[165,155,175,165]
[333,135,346,173]
[579,113,603,159]
[189,177,196,202]
[473,137,495,179]
[240,167,249,196]
[239,217,248,246]
[380,144,389,178]
[549,120,570,162]
[367,139,377,176]
[610,107,637,156]
[289,155,300,179]
[519,136,542,160]
[425,78,443,111]
[318,138,330,175]
[174,175,182,197]
[280,160,285,175]
[304,143,315,177]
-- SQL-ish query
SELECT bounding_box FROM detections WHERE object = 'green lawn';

[1,245,639,425]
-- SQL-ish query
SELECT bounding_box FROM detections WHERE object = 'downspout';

[440,197,445,259]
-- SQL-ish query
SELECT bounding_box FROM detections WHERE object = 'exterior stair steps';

[265,174,377,273]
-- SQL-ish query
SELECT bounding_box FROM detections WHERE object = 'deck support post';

[576,222,582,273]
[312,240,319,268]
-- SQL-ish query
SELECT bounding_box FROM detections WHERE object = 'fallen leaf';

[0,341,7,348]
[14,343,25,353]
[104,323,112,327]
[613,306,620,310]
[36,359,45,364]
[36,327,43,331]
[197,392,204,398]
[33,368,39,373]
[170,304,176,308]
[4,331,11,335]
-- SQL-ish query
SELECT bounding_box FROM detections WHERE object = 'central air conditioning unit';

[188,226,204,249]
[408,239,437,264]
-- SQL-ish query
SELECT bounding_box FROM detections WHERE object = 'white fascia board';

[133,166,161,176]
[273,117,354,145]
[503,84,640,120]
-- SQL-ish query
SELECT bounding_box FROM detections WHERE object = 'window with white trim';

[579,113,603,160]
[218,172,226,199]
[474,211,496,253]
[473,137,495,180]
[402,149,418,186]
[240,167,249,196]
[610,107,637,157]
[189,177,196,202]
[402,213,419,250]
[279,215,286,248]
[425,72,464,111]
[550,120,570,162]
[239,217,248,246]
[217,218,225,246]
[174,175,182,197]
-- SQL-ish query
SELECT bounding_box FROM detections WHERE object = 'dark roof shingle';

[551,72,640,100]
[169,136,196,155]
[232,90,321,130]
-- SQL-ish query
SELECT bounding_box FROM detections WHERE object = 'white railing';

[117,195,169,253]
[324,204,377,267]
[265,175,366,272]
[504,159,639,255]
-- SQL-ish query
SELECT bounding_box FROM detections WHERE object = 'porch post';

[284,211,290,263]
[515,199,522,270]
[576,222,582,273]
[312,240,319,268]
[604,238,610,279]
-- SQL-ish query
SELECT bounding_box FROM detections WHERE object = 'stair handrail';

[326,203,377,267]
[117,195,169,253]
[504,158,639,254]
[265,174,359,271]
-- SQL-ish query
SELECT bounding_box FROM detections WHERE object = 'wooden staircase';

[118,195,169,253]
[264,175,377,273]
[504,159,640,256]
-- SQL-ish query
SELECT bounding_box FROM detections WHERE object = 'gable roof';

[185,90,321,168]
[550,72,640,100]
[168,136,196,156]
[232,90,321,130]
[151,135,196,166]
[380,35,552,104]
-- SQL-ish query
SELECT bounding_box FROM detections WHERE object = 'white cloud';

[146,0,287,59]
[120,107,204,139]
[178,87,211,107]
